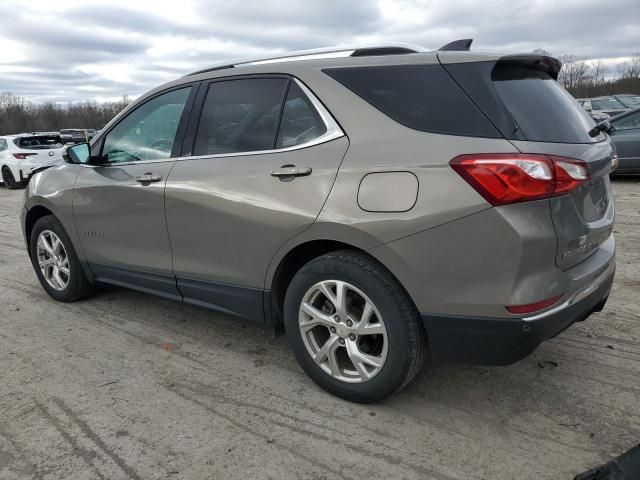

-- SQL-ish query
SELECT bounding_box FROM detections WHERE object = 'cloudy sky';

[1,0,638,103]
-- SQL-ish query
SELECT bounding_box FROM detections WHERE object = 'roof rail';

[185,43,426,76]
[438,39,473,52]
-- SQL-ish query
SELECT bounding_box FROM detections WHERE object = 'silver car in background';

[20,42,616,402]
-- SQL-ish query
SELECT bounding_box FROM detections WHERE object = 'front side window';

[193,78,289,156]
[613,111,640,131]
[102,87,191,163]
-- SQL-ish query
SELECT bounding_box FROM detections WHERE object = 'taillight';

[12,153,38,160]
[450,154,589,206]
[506,294,563,314]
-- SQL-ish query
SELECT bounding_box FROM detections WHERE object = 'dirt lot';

[0,179,638,480]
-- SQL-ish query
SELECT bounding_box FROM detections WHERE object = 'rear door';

[73,85,196,297]
[442,57,615,270]
[164,76,347,319]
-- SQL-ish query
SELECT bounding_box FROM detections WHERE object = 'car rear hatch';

[15,135,64,163]
[440,53,615,270]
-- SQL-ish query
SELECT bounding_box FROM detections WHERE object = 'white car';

[0,133,65,189]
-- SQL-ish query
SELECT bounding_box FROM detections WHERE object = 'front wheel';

[284,250,426,403]
[29,215,95,302]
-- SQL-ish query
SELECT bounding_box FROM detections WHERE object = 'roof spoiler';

[496,54,563,80]
[438,39,473,51]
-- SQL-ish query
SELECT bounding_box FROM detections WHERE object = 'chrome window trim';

[79,157,176,168]
[183,78,344,161]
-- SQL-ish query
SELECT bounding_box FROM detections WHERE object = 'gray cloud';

[0,0,638,102]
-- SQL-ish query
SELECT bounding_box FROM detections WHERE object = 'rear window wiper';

[588,120,612,138]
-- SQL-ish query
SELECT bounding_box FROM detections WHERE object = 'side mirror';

[63,142,92,164]
[584,104,592,112]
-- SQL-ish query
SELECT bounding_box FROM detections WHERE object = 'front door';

[74,86,195,298]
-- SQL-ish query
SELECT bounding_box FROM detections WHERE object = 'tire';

[2,166,22,190]
[29,215,95,302]
[284,250,426,403]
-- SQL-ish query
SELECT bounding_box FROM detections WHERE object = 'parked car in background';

[609,106,640,175]
[22,43,615,402]
[582,97,629,118]
[0,133,65,189]
[612,94,640,109]
[577,99,610,122]
[59,129,95,144]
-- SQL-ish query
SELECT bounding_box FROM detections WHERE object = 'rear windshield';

[14,136,63,149]
[444,61,602,144]
[491,66,599,143]
[324,64,500,138]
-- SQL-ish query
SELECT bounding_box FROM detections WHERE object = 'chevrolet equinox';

[22,41,616,402]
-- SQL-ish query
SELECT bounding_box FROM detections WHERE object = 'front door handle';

[270,165,312,179]
[135,173,162,183]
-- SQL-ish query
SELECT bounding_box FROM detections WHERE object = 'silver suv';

[21,42,616,402]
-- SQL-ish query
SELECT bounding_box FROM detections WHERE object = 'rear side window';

[323,64,500,138]
[276,82,327,148]
[0,139,7,151]
[193,78,289,156]
[444,62,602,144]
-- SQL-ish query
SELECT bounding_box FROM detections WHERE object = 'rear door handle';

[270,165,312,178]
[135,173,163,183]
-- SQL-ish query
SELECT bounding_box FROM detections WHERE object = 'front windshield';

[591,98,626,110]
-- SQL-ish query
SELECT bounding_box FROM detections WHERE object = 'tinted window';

[193,78,289,156]
[490,66,600,143]
[102,87,191,163]
[443,62,605,144]
[324,64,500,138]
[613,110,640,131]
[276,82,327,148]
[15,135,63,149]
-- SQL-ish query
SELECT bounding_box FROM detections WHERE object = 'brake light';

[450,154,589,206]
[506,294,563,314]
[12,153,38,160]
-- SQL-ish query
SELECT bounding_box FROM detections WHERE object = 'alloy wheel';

[298,280,388,383]
[36,230,70,291]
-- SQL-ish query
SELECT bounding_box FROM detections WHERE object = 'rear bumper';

[422,264,615,365]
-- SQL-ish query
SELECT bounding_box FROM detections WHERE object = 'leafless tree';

[0,94,130,135]
[557,55,590,90]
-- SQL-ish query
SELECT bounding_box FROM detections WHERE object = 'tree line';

[0,93,130,136]
[557,53,640,98]
[1,52,639,136]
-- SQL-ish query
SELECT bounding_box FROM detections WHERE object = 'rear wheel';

[284,250,425,403]
[2,166,21,190]
[29,215,95,302]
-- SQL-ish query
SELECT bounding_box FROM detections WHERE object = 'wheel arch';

[267,237,418,327]
[24,205,57,257]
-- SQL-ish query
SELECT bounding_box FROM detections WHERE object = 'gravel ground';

[0,179,638,480]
